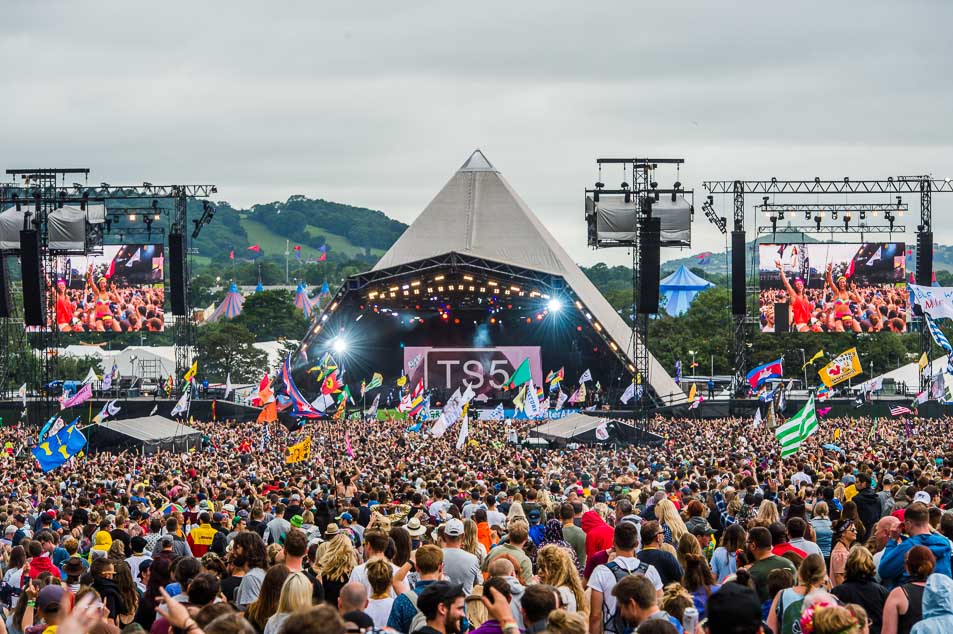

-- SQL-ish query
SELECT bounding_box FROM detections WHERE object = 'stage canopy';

[87,415,202,454]
[659,265,714,317]
[530,413,664,445]
[291,150,685,408]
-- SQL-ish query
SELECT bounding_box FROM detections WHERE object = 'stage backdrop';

[403,346,542,396]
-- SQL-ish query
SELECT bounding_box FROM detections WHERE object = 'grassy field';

[239,218,383,259]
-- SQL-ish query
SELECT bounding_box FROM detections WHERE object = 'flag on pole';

[344,431,354,457]
[620,381,637,404]
[674,360,682,385]
[92,400,121,424]
[753,407,762,428]
[171,385,191,418]
[746,359,783,390]
[506,358,532,389]
[889,405,913,416]
[18,383,26,407]
[803,350,825,369]
[489,403,504,419]
[455,416,469,450]
[247,244,261,254]
[567,387,581,404]
[229,247,235,260]
[32,423,87,472]
[83,367,98,385]
[286,438,311,463]
[833,427,841,442]
[555,390,568,410]
[150,404,158,416]
[367,393,381,418]
[578,369,592,384]
[317,244,327,261]
[365,372,383,392]
[689,395,705,410]
[183,360,198,383]
[293,245,302,260]
[577,383,587,403]
[396,372,408,388]
[775,395,818,457]
[918,352,930,371]
[546,368,564,391]
[818,348,863,388]
[60,383,92,410]
[688,383,697,402]
[513,384,528,411]
[224,373,232,399]
[524,379,542,418]
[595,420,609,441]
[101,365,114,390]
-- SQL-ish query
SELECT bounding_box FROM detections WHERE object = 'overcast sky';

[3,1,953,267]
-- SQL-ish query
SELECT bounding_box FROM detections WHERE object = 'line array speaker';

[19,230,46,326]
[916,231,933,287]
[168,232,187,315]
[0,255,11,319]
[731,230,746,316]
[637,217,661,315]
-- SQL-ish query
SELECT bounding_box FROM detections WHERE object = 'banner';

[818,348,863,387]
[60,383,92,410]
[286,437,311,463]
[909,283,953,321]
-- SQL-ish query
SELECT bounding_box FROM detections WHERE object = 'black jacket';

[853,488,882,542]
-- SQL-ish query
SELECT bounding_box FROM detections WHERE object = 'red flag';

[293,245,301,252]
[247,244,261,253]
[229,248,235,260]
[318,244,327,261]
[258,373,274,404]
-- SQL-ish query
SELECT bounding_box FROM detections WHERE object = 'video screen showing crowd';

[758,243,908,334]
[48,244,166,333]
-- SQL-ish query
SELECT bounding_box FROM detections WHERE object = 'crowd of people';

[0,410,952,634]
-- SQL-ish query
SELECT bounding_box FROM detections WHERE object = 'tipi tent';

[366,150,685,405]
[659,265,714,317]
[294,283,314,318]
[206,283,245,323]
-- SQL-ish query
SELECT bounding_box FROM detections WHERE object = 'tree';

[234,290,308,342]
[196,322,267,382]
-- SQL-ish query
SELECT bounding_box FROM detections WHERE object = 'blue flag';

[31,421,86,472]
[746,359,783,390]
[407,421,423,433]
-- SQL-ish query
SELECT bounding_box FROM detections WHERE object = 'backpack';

[602,560,650,634]
[775,587,806,634]
[403,590,429,634]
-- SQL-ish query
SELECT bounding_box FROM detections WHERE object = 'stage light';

[332,338,347,354]
[526,317,532,324]
[453,318,460,324]
[860,210,866,220]
[128,214,137,221]
[831,210,838,220]
[577,326,583,331]
[814,215,822,230]
[490,317,497,324]
[547,298,563,313]
[843,215,851,230]
[536,314,543,320]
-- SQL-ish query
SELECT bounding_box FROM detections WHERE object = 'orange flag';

[257,401,277,423]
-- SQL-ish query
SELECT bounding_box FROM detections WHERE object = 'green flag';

[506,358,532,389]
[775,395,817,458]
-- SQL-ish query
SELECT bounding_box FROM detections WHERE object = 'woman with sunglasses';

[830,519,858,587]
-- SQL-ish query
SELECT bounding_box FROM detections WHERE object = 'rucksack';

[775,587,806,634]
[602,560,650,634]
[402,589,428,634]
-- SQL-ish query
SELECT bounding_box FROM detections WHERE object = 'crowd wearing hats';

[0,413,953,634]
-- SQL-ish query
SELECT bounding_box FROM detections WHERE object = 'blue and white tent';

[659,265,714,317]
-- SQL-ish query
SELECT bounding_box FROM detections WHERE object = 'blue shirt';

[879,533,953,589]
[387,579,435,633]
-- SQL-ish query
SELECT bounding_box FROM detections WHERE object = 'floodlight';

[547,298,563,313]
[332,338,347,354]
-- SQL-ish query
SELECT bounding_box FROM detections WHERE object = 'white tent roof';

[373,150,684,404]
[855,355,946,393]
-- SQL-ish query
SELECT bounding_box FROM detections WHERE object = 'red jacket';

[28,553,63,581]
[581,510,614,559]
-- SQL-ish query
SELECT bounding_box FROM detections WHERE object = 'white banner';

[909,283,953,320]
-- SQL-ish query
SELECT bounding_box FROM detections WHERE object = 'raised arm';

[776,260,796,297]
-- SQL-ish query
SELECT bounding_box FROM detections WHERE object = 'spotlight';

[831,210,838,220]
[547,298,563,313]
[332,338,347,354]
[595,181,605,189]
[843,215,851,230]
[860,210,866,220]
[814,215,822,230]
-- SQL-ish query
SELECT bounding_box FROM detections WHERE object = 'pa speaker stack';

[731,231,746,316]
[168,232,187,315]
[19,230,46,326]
[637,217,661,315]
[916,231,933,287]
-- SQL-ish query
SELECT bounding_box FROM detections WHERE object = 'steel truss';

[758,225,906,235]
[705,175,950,397]
[0,172,216,412]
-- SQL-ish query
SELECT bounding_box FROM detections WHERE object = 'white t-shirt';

[365,597,395,628]
[486,509,507,528]
[588,556,663,620]
[349,560,400,597]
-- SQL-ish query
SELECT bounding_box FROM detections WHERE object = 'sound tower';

[731,231,746,315]
[774,302,790,333]
[19,229,45,326]
[916,231,933,287]
[637,217,661,314]
[168,232,187,315]
[0,255,11,319]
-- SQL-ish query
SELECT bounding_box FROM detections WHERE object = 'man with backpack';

[388,545,444,634]
[588,521,663,634]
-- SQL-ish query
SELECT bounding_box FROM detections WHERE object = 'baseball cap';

[913,491,932,505]
[444,518,465,537]
[690,523,716,537]
[232,516,245,528]
[36,585,66,613]
[335,512,353,522]
[212,512,225,523]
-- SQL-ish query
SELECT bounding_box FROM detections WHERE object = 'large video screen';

[403,346,542,398]
[758,242,907,333]
[49,244,165,333]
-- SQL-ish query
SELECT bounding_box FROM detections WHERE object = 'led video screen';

[758,242,907,333]
[49,244,165,333]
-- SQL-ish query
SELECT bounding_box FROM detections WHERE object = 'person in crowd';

[882,546,936,634]
[910,573,953,634]
[245,565,291,634]
[747,526,798,604]
[709,523,744,582]
[811,501,835,560]
[440,518,481,595]
[535,544,585,614]
[831,519,859,586]
[388,544,444,633]
[610,575,683,633]
[637,521,684,586]
[879,503,952,588]
[263,572,316,634]
[417,581,467,634]
[832,547,889,634]
[766,553,827,634]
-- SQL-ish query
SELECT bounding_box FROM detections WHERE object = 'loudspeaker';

[19,229,45,326]
[168,232,187,315]
[916,231,933,287]
[347,279,360,291]
[0,255,11,319]
[774,302,790,333]
[637,217,661,314]
[731,231,746,315]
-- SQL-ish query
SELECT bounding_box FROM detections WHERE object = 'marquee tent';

[659,265,714,317]
[205,283,245,323]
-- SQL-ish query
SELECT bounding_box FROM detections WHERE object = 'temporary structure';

[659,265,715,317]
[205,283,245,323]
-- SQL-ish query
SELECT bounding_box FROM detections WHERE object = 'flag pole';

[284,239,289,285]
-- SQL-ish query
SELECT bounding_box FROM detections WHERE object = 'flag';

[321,370,344,396]
[258,373,275,404]
[578,383,587,403]
[775,396,818,458]
[620,381,637,404]
[746,359,783,390]
[506,358,532,389]
[367,393,381,418]
[101,363,116,390]
[60,383,92,410]
[38,415,60,441]
[150,404,158,416]
[802,350,825,370]
[546,368,564,390]
[489,403,504,419]
[92,400,121,424]
[360,380,366,398]
[365,372,383,392]
[418,396,432,420]
[555,390,568,410]
[224,373,232,399]
[817,387,832,401]
[817,407,832,417]
[525,379,542,418]
[18,383,26,407]
[183,360,198,383]
[890,405,913,416]
[567,387,581,404]
[229,247,235,260]
[408,391,427,417]
[281,355,323,419]
[321,281,330,296]
[344,431,354,457]
[32,423,87,472]
[595,420,609,441]
[689,395,705,410]
[398,392,413,412]
[753,407,762,428]
[918,352,930,371]
[396,372,408,387]
[455,416,469,450]
[83,367,98,385]
[833,427,841,441]
[513,384,527,411]
[688,383,697,402]
[211,399,217,420]
[247,244,261,253]
[925,314,953,352]
[914,390,929,405]
[171,385,191,417]
[674,360,682,385]
[818,348,863,388]
[293,245,302,260]
[578,369,592,384]
[286,437,311,463]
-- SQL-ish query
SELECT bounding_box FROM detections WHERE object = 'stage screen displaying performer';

[758,242,907,333]
[49,244,166,333]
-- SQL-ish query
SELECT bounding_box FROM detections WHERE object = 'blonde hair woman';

[318,533,358,604]
[750,499,780,529]
[536,545,586,614]
[546,610,588,634]
[654,498,688,545]
[263,572,314,634]
[462,519,486,563]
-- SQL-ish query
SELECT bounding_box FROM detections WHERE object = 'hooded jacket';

[911,574,953,634]
[88,530,112,562]
[581,510,613,558]
[852,487,882,542]
[878,532,953,588]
